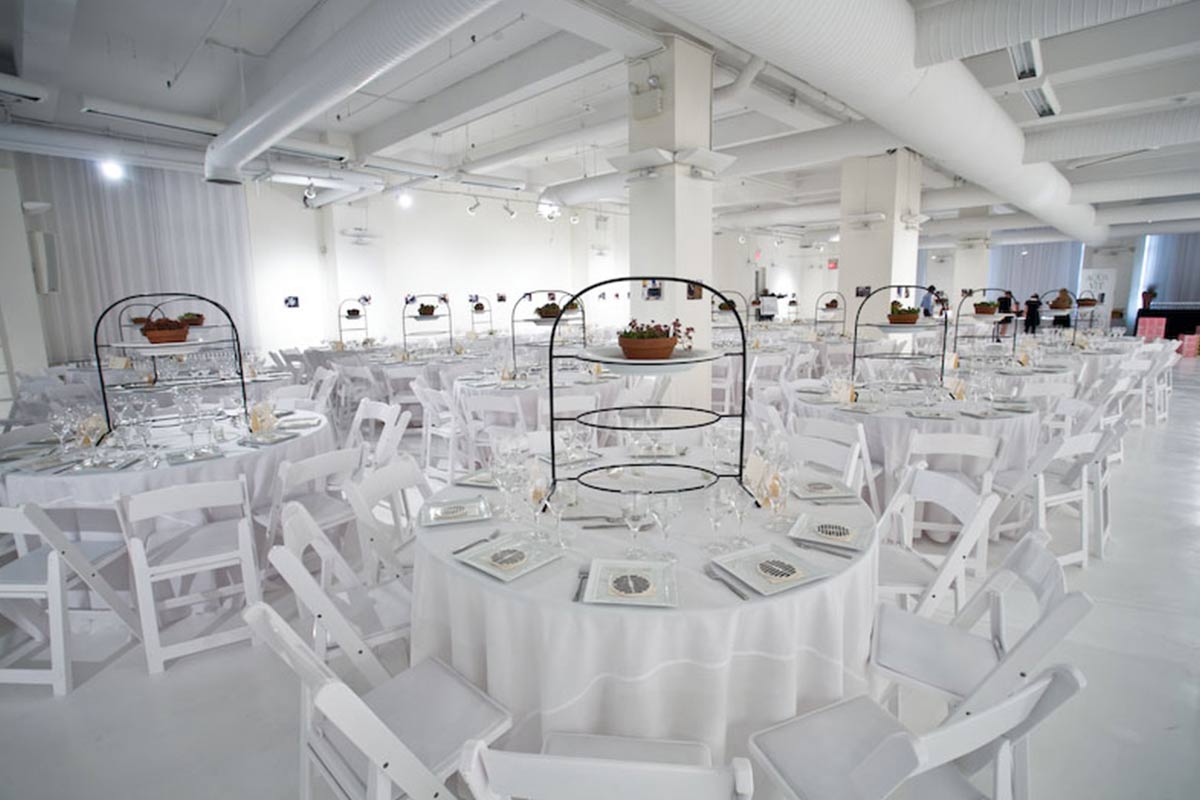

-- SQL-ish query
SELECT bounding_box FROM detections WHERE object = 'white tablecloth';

[790,399,1041,498]
[1,411,336,508]
[452,374,625,430]
[410,475,878,762]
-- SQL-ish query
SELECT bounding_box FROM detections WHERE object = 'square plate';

[788,515,869,552]
[791,478,857,501]
[627,442,687,459]
[837,403,883,414]
[582,559,678,607]
[455,535,561,582]
[960,408,1011,420]
[420,495,492,527]
[166,450,225,466]
[276,417,323,430]
[536,449,601,467]
[991,402,1036,414]
[711,544,829,597]
[20,454,83,473]
[238,430,301,447]
[455,469,498,489]
[0,445,54,462]
[905,409,958,420]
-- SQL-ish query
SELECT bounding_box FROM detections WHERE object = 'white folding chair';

[871,530,1092,721]
[1033,432,1106,568]
[344,399,410,468]
[344,456,433,584]
[464,394,528,468]
[462,737,753,800]
[791,416,882,514]
[255,447,363,553]
[785,433,861,490]
[272,504,411,669]
[381,364,425,423]
[1117,357,1154,427]
[749,663,1085,800]
[905,431,1001,569]
[0,504,140,694]
[412,383,467,483]
[243,602,511,800]
[117,478,261,674]
[279,348,309,382]
[875,465,1000,616]
[711,360,738,414]
[785,348,818,381]
[747,353,789,407]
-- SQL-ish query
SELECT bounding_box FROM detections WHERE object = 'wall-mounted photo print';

[686,283,703,300]
[496,293,507,303]
[855,286,871,298]
[284,296,299,308]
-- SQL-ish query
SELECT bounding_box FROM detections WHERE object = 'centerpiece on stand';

[535,302,562,320]
[887,301,921,324]
[140,316,190,344]
[417,303,437,317]
[178,312,206,327]
[616,319,694,360]
[973,300,997,315]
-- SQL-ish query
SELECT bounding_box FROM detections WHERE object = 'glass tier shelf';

[571,347,721,376]
[564,405,725,432]
[573,462,722,496]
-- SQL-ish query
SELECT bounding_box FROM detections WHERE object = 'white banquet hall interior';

[1,1,1199,798]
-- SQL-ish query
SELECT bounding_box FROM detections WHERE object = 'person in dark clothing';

[997,291,1016,338]
[1024,294,1042,335]
[920,285,936,317]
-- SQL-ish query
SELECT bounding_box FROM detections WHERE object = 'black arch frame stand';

[92,291,248,437]
[337,297,368,344]
[953,287,1019,357]
[401,293,453,352]
[510,289,587,371]
[814,290,848,337]
[546,276,749,502]
[851,284,950,385]
[469,295,493,335]
[1038,287,1080,346]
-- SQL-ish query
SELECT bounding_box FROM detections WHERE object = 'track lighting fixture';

[467,197,481,216]
[303,182,317,200]
[569,213,580,225]
[504,202,517,219]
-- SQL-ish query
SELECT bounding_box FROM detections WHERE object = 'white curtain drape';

[988,241,1084,302]
[1142,232,1200,303]
[14,154,257,363]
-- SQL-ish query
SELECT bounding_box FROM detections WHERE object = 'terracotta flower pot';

[618,335,677,360]
[1077,298,1098,308]
[887,313,920,325]
[825,300,839,309]
[142,327,190,344]
[974,304,997,315]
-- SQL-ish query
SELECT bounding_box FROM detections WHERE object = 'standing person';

[997,290,1015,338]
[919,285,936,317]
[1024,293,1042,335]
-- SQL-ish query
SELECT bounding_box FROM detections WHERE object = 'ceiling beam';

[915,0,1190,66]
[513,0,662,58]
[355,32,616,156]
[1024,106,1200,163]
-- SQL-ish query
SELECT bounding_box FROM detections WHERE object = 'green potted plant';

[141,316,190,344]
[825,299,839,309]
[564,300,580,312]
[717,300,735,312]
[887,300,920,324]
[973,300,998,315]
[617,319,693,360]
[417,303,437,317]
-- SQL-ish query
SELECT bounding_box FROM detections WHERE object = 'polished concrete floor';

[0,361,1197,799]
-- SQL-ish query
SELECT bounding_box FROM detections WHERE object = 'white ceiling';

[4,0,1200,239]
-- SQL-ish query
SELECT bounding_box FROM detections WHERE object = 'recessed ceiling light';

[98,159,125,181]
[569,213,580,225]
[1020,249,1029,256]
[737,234,747,244]
[396,191,414,209]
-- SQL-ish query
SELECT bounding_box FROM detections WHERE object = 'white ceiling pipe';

[361,155,444,180]
[79,95,352,162]
[204,0,501,184]
[654,0,1107,244]
[921,186,1003,212]
[914,0,1189,66]
[713,57,767,103]
[922,218,1200,247]
[716,202,841,229]
[721,121,899,178]
[462,115,627,175]
[1024,106,1200,164]
[308,185,382,208]
[1071,171,1200,204]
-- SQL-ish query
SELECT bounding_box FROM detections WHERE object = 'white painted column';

[836,150,922,320]
[0,164,49,378]
[950,240,991,306]
[626,35,715,407]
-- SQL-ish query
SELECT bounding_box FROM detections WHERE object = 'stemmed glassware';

[704,484,732,554]
[49,407,76,453]
[621,493,651,560]
[722,482,755,548]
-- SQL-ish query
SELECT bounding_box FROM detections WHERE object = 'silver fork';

[572,566,590,602]
[704,564,749,600]
[451,529,502,555]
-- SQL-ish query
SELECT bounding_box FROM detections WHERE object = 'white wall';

[714,230,839,315]
[0,162,49,375]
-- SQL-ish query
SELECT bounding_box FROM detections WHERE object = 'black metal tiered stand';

[712,289,751,333]
[546,276,748,501]
[469,296,493,335]
[814,290,847,337]
[337,297,368,344]
[1038,287,1081,345]
[953,287,1018,357]
[402,293,454,352]
[92,292,248,436]
[510,289,587,371]
[851,284,950,385]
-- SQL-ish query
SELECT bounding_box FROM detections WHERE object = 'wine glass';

[722,482,755,548]
[49,408,74,453]
[525,475,550,544]
[621,493,651,560]
[703,485,732,554]
[649,495,682,562]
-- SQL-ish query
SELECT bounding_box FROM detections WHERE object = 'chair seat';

[749,695,907,800]
[899,766,987,799]
[878,545,937,593]
[336,580,412,639]
[0,540,125,591]
[321,657,510,783]
[873,603,999,699]
[146,519,245,572]
[543,732,712,766]
[256,493,355,532]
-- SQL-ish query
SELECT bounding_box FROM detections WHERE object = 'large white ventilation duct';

[204,0,500,184]
[921,199,1200,238]
[721,121,897,178]
[922,171,1200,211]
[1024,106,1200,164]
[914,0,1189,66]
[653,0,1108,244]
[540,173,628,207]
[923,219,1200,248]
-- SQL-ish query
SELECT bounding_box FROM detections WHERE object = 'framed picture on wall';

[686,283,703,300]
[284,296,299,308]
[643,279,663,300]
[496,293,507,303]
[855,285,871,298]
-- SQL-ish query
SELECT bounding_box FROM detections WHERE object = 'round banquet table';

[789,397,1041,498]
[452,372,625,428]
[1,410,336,508]
[1055,347,1132,389]
[963,363,1076,398]
[409,466,878,769]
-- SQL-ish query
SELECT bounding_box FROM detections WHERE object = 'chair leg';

[1079,482,1090,570]
[1012,738,1031,800]
[129,539,165,674]
[47,552,72,696]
